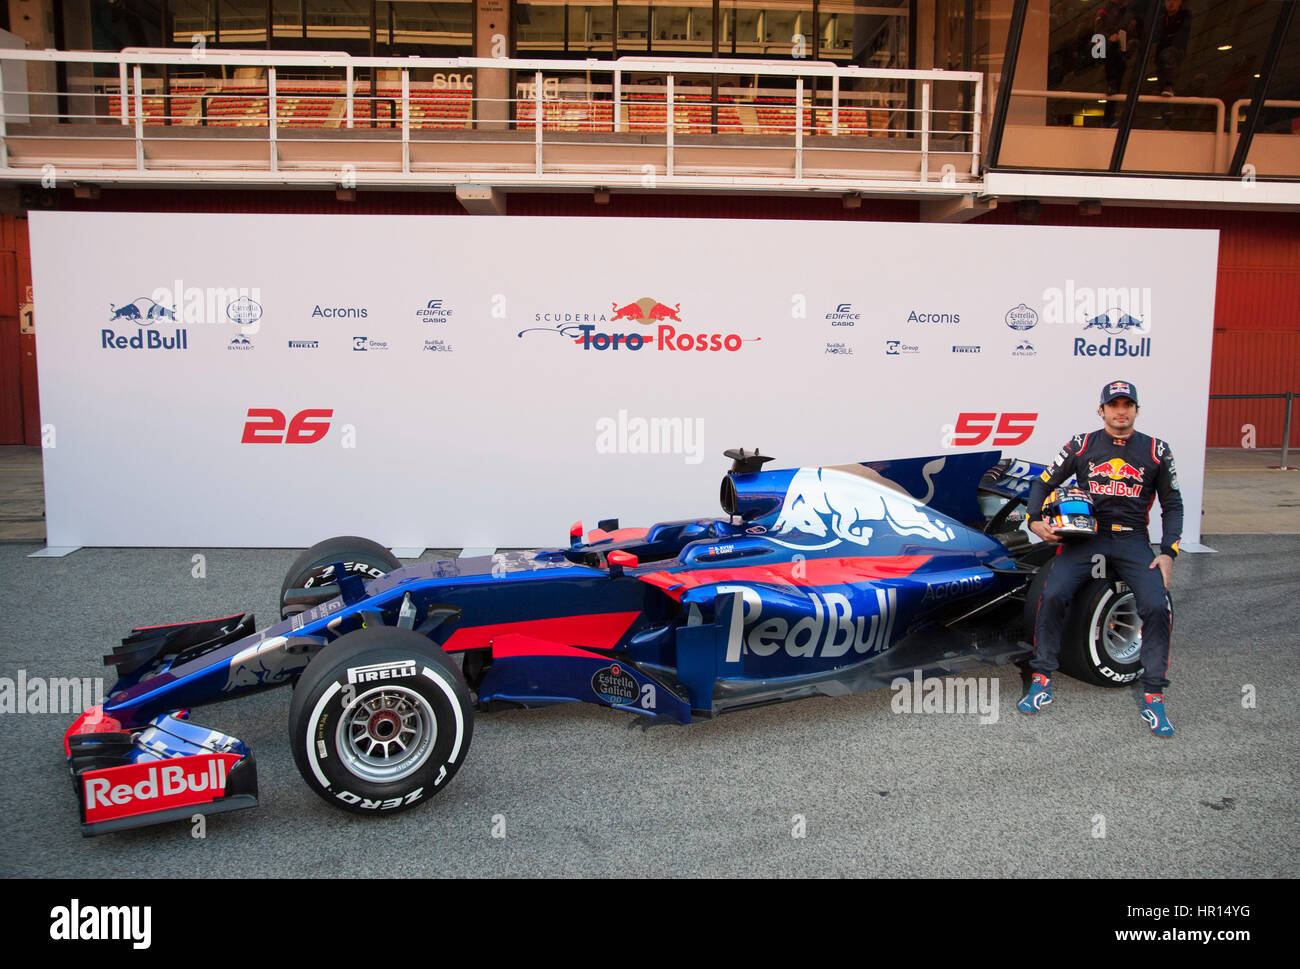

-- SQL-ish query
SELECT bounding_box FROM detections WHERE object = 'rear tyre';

[288,627,474,815]
[280,535,402,619]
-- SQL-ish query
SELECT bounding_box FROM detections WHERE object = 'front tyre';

[1061,578,1150,687]
[288,627,474,816]
[280,535,402,619]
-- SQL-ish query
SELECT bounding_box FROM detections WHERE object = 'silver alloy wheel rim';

[337,685,437,783]
[1097,590,1143,664]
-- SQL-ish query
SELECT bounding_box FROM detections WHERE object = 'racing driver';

[1019,380,1184,737]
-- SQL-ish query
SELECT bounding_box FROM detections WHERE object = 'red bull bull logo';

[1088,458,1144,497]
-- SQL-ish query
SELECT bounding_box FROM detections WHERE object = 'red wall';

[6,191,1297,448]
[0,213,36,445]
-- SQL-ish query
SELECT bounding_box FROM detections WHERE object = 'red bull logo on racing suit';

[1088,458,1145,497]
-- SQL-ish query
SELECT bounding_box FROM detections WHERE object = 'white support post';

[118,62,129,125]
[795,77,803,180]
[268,66,278,172]
[133,65,144,172]
[920,80,930,183]
[971,79,982,176]
[534,70,543,175]
[401,69,410,174]
[831,74,839,136]
[666,74,674,177]
[345,64,354,129]
[0,64,7,169]
[613,69,621,132]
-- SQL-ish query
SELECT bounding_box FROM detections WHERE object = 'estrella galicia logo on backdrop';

[825,303,860,326]
[518,296,757,353]
[103,298,187,350]
[416,299,453,323]
[1005,303,1038,330]
[591,664,638,705]
[227,296,262,330]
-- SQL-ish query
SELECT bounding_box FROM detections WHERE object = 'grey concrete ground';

[0,446,1297,878]
[0,542,1297,878]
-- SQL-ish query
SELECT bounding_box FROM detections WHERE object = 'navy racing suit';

[1025,429,1184,691]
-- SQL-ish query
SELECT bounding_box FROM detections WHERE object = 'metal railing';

[0,48,983,192]
[1209,392,1298,470]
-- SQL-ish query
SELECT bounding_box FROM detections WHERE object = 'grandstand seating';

[100,80,891,135]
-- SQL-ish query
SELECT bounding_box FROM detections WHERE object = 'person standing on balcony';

[1094,0,1141,106]
[1156,0,1193,97]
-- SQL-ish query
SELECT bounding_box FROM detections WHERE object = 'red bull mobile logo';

[1088,458,1145,497]
[521,297,759,352]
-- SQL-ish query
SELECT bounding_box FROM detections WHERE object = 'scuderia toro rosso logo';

[518,297,760,352]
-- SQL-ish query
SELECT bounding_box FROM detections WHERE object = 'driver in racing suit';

[1018,379,1184,737]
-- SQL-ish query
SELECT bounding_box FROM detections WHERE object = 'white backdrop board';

[29,213,1217,549]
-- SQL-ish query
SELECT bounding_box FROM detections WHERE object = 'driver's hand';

[1150,553,1173,590]
[1030,520,1062,543]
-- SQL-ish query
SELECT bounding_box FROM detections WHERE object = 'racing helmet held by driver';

[1041,486,1097,538]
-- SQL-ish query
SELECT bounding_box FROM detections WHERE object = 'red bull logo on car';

[1088,458,1144,497]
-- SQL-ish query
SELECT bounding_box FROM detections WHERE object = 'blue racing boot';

[1141,693,1174,738]
[1018,673,1052,714]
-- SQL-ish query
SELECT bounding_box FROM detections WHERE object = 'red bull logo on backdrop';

[1088,458,1145,497]
[520,297,759,352]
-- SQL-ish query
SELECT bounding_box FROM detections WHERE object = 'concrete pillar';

[7,0,56,125]
[475,0,511,130]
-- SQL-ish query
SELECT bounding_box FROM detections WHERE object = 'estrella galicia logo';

[227,296,262,330]
[1005,303,1038,331]
[591,664,638,705]
[416,299,453,323]
[103,298,187,351]
[825,303,860,326]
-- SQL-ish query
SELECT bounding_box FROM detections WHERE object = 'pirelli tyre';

[1023,558,1151,688]
[288,627,474,816]
[280,536,402,619]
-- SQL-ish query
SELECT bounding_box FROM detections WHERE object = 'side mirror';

[569,520,583,549]
[607,550,638,577]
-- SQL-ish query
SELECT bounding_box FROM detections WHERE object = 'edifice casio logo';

[518,297,758,352]
[417,299,453,323]
[825,303,860,326]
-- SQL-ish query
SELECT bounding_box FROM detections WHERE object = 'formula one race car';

[65,448,1149,835]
